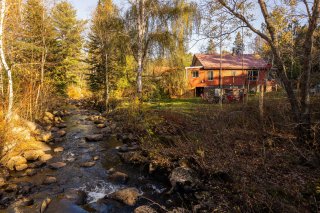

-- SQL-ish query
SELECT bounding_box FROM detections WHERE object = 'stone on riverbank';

[85,134,103,142]
[54,147,64,152]
[39,154,53,162]
[15,164,28,171]
[49,162,66,169]
[23,150,45,161]
[109,187,140,206]
[43,176,57,185]
[6,156,27,171]
[80,161,96,168]
[134,205,158,213]
[108,171,129,184]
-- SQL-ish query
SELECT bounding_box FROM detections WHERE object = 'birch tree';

[126,0,198,99]
[0,0,13,120]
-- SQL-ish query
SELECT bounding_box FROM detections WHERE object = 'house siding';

[188,69,267,89]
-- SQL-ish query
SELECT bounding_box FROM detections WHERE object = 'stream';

[0,104,169,212]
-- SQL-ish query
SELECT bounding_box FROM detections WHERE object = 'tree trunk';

[0,0,13,120]
[105,53,109,111]
[298,0,320,143]
[259,84,264,121]
[136,0,145,99]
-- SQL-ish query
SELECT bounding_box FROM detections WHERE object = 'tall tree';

[51,1,85,94]
[215,0,320,142]
[0,0,13,119]
[125,0,198,99]
[233,31,244,55]
[87,0,127,109]
[206,39,217,54]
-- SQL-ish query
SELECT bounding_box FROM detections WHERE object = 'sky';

[69,1,307,54]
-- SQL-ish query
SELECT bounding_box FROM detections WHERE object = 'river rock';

[6,156,27,171]
[118,145,129,153]
[85,134,103,142]
[57,130,67,137]
[25,169,37,176]
[108,171,129,184]
[14,197,34,207]
[168,208,191,213]
[169,167,198,193]
[29,160,46,168]
[40,198,51,213]
[39,154,53,162]
[43,176,57,185]
[54,147,64,152]
[49,162,66,169]
[109,187,140,206]
[93,156,100,161]
[80,161,96,168]
[0,178,6,188]
[63,189,87,205]
[56,123,67,129]
[0,169,10,179]
[16,164,28,171]
[97,124,106,128]
[45,112,54,120]
[23,150,45,161]
[134,205,158,213]
[5,184,18,192]
[38,132,53,142]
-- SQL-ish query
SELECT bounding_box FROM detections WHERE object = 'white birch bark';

[136,0,145,99]
[0,0,13,120]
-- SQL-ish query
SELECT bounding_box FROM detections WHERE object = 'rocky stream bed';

[0,104,189,213]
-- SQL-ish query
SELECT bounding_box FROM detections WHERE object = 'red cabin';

[185,54,274,97]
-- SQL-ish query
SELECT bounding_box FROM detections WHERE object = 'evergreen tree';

[51,1,85,94]
[233,32,244,55]
[206,39,216,54]
[87,0,129,108]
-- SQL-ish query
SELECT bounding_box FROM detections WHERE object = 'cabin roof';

[192,54,271,70]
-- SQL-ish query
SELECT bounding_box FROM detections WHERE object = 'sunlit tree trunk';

[105,53,109,110]
[0,0,13,120]
[136,0,145,99]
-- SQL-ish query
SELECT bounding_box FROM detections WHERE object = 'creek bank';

[1,102,185,212]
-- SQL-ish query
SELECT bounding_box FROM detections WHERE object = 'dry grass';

[109,96,320,212]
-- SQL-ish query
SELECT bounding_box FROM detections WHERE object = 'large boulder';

[169,167,198,193]
[23,150,45,161]
[6,156,27,171]
[109,187,140,206]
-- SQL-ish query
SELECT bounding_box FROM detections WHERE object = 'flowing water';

[0,105,169,212]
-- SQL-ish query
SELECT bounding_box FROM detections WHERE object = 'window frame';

[248,70,259,81]
[192,71,199,78]
[208,71,214,81]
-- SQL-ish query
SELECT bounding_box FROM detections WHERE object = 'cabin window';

[208,71,213,81]
[248,70,258,81]
[192,71,199,78]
